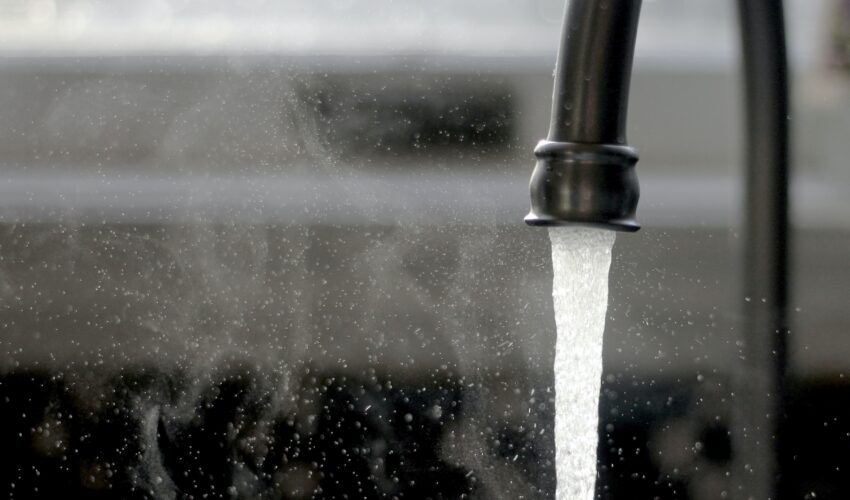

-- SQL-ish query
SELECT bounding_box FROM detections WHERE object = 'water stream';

[550,227,616,500]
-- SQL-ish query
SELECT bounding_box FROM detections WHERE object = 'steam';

[0,53,552,498]
[138,405,176,499]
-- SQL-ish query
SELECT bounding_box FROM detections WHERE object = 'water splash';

[549,227,615,500]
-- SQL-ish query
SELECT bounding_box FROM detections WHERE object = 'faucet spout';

[525,0,643,231]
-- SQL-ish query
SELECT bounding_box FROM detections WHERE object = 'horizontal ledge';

[0,169,845,230]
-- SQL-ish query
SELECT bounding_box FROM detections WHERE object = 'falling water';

[550,227,615,500]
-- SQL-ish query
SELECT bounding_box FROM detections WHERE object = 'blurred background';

[1,0,849,498]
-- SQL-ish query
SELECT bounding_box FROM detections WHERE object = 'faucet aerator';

[525,140,640,232]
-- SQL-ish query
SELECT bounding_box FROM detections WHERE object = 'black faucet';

[527,1,791,498]
[525,0,641,231]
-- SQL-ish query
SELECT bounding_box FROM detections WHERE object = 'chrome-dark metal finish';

[525,0,643,231]
[733,1,791,499]
[525,140,639,232]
